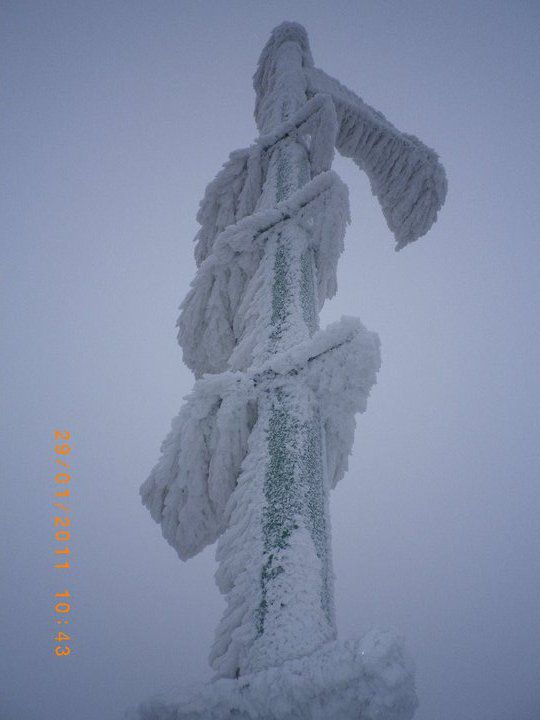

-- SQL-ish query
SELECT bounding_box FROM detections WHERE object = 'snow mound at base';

[128,629,417,720]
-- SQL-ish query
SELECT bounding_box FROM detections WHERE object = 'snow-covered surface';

[129,631,417,720]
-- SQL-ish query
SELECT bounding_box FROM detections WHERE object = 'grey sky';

[2,1,539,719]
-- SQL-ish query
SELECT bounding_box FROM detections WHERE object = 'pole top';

[253,22,313,124]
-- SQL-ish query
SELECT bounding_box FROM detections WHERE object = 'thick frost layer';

[141,317,379,562]
[140,373,256,560]
[257,93,338,178]
[253,22,314,133]
[306,67,447,249]
[193,149,255,267]
[178,22,446,382]
[193,92,336,270]
[210,317,379,675]
[129,630,417,720]
[260,316,381,488]
[179,171,349,376]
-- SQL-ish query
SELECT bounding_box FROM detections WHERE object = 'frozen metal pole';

[237,26,336,674]
[139,20,446,719]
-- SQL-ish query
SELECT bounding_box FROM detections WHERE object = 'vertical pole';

[244,35,336,673]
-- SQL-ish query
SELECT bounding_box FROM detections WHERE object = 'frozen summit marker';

[135,22,446,720]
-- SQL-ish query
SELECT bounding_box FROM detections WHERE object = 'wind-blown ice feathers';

[193,149,257,267]
[179,170,350,376]
[141,317,380,560]
[251,21,445,249]
[140,372,256,560]
[182,60,445,380]
[193,93,338,269]
[306,67,447,249]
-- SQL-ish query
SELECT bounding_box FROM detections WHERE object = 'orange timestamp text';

[52,430,73,657]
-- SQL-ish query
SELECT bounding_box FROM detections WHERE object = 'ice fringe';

[128,630,417,720]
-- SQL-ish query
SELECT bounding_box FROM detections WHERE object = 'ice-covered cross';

[139,22,446,720]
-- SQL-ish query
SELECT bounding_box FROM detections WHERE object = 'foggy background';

[2,1,539,718]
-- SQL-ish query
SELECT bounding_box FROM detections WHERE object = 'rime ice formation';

[137,21,446,720]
